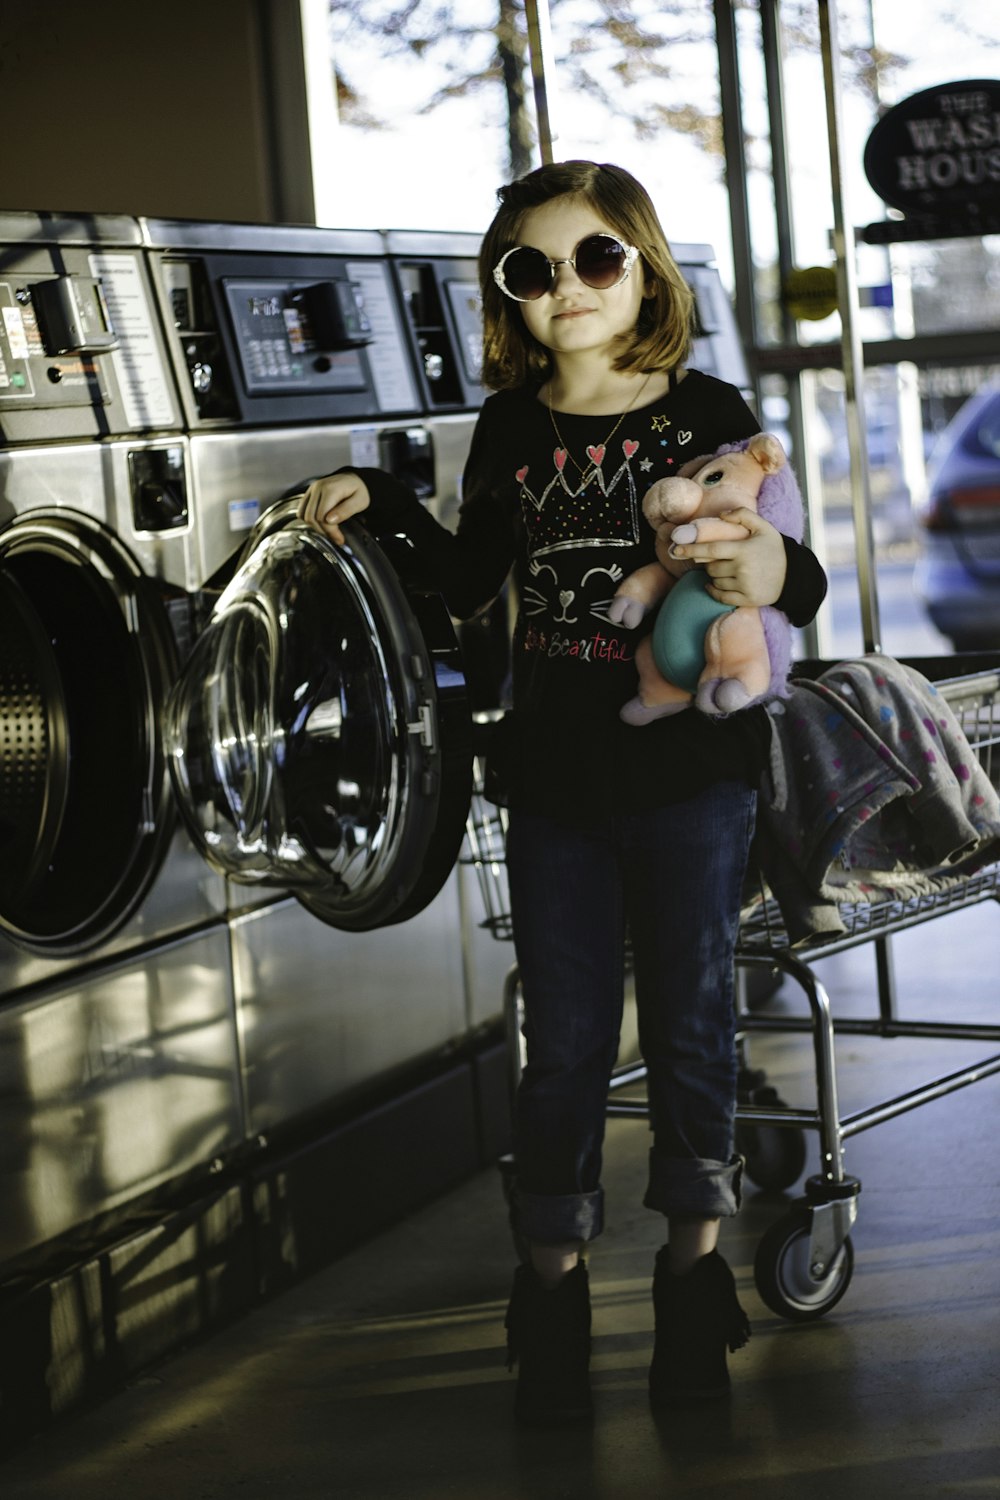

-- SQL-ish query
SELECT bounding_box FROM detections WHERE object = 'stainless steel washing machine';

[0,213,498,1437]
[0,212,241,1272]
[139,217,483,1142]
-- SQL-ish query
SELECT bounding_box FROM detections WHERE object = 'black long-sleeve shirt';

[354,370,828,821]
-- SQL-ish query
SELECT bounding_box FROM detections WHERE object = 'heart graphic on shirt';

[515,466,529,483]
[554,448,567,471]
[623,439,638,459]
[677,430,693,445]
[586,444,606,465]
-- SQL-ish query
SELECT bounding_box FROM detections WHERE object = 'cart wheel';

[754,1202,854,1321]
[736,1083,808,1192]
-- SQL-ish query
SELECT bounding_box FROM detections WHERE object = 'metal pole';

[524,0,558,164]
[818,0,882,653]
[760,0,828,658]
[713,0,759,359]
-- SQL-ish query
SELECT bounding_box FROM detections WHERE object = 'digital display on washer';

[223,277,367,395]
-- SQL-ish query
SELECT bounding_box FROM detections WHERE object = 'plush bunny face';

[643,433,788,575]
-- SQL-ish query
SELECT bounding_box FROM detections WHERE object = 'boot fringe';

[502,1262,593,1426]
[649,1246,751,1403]
[504,1309,519,1371]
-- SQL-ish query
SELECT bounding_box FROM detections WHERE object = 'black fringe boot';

[504,1261,593,1428]
[648,1246,751,1408]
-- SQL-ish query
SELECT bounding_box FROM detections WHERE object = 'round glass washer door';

[165,501,473,931]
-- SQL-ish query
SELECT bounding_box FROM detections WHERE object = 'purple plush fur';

[713,437,805,542]
[706,436,805,703]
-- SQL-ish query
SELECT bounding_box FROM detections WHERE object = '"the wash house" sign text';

[863,79,1000,224]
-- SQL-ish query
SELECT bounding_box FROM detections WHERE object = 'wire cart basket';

[460,666,1000,1322]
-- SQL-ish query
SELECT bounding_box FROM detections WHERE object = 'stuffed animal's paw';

[619,695,691,725]
[695,677,755,716]
[607,596,646,630]
[670,522,699,547]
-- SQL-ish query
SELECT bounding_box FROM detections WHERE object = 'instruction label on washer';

[346,260,419,414]
[88,253,176,429]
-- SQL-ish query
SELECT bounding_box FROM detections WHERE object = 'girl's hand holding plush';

[670,506,788,609]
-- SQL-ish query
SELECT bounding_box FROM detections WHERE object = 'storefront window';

[329,2,999,657]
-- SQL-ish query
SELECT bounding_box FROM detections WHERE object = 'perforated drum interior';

[0,509,178,956]
[0,570,69,899]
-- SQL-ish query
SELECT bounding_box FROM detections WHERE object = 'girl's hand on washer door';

[298,473,371,546]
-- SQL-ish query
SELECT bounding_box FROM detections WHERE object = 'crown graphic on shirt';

[518,442,642,556]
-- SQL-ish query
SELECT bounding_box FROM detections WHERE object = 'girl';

[299,161,827,1427]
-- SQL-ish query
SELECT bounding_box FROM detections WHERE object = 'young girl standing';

[299,161,827,1427]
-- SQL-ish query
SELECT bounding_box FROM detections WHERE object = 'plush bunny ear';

[747,432,787,474]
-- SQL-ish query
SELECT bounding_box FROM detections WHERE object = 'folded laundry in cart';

[753,654,1000,943]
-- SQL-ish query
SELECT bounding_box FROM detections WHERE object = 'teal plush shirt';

[652,570,734,693]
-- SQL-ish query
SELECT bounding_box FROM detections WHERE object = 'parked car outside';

[913,385,1000,651]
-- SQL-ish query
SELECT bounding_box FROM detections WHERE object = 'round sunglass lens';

[576,235,627,288]
[504,247,551,301]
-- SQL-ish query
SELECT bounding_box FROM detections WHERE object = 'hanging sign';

[863,79,1000,217]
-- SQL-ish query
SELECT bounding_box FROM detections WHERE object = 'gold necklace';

[546,372,654,476]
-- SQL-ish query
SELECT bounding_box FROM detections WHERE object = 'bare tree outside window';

[331,0,903,182]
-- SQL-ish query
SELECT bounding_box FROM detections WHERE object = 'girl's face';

[512,196,649,369]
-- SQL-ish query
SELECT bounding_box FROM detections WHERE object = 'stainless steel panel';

[455,859,511,1031]
[0,444,111,526]
[188,427,359,580]
[231,874,468,1136]
[422,411,478,525]
[0,830,227,998]
[140,219,385,258]
[382,230,482,258]
[188,421,470,580]
[0,925,243,1267]
[0,211,143,247]
[0,442,198,591]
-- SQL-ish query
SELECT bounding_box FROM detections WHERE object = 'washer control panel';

[0,214,183,442]
[144,221,429,427]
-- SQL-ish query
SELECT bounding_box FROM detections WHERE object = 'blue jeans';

[506,783,756,1246]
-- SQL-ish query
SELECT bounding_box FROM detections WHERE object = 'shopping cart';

[461,663,1000,1322]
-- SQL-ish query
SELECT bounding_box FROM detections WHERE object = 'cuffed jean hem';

[642,1151,744,1220]
[512,1187,605,1246]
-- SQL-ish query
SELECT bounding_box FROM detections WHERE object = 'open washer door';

[166,500,473,931]
[0,508,179,956]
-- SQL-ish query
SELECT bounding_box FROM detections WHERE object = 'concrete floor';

[1,904,998,1500]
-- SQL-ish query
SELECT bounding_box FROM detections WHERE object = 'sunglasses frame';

[492,233,640,303]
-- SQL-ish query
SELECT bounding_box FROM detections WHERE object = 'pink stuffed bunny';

[607,433,804,724]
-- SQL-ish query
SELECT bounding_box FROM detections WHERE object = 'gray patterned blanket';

[753,654,1000,943]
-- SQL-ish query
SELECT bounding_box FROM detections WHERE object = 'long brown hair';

[479,160,695,391]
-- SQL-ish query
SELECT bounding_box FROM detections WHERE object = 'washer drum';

[0,509,178,956]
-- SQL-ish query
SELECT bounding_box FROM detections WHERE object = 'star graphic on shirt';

[651,414,671,433]
[640,457,653,472]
